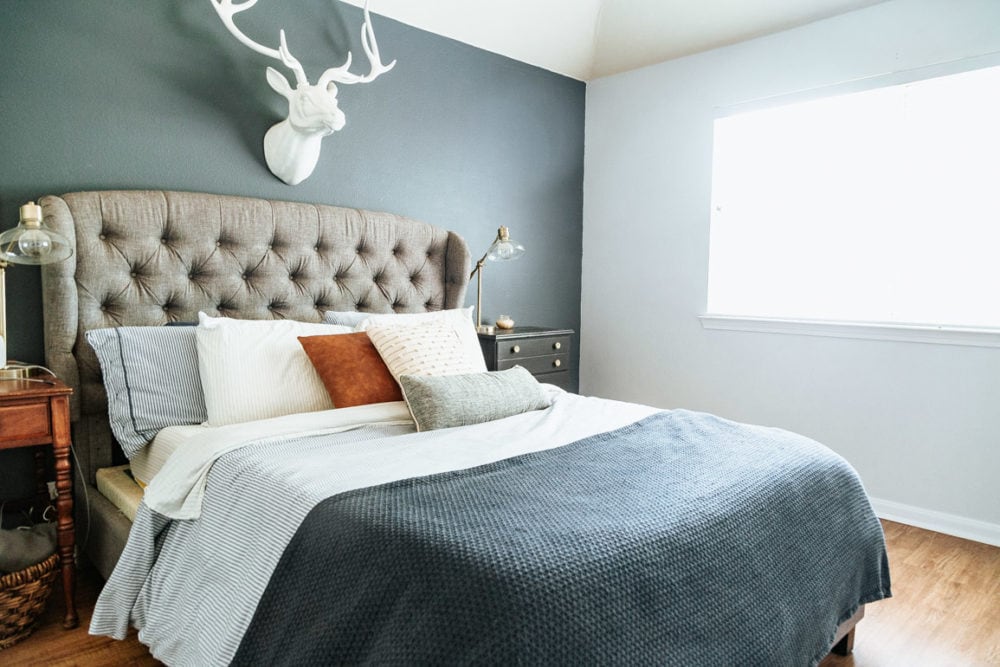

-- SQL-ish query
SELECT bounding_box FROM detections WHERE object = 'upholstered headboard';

[39,190,470,485]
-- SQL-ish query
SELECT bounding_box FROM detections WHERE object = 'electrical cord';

[70,443,91,553]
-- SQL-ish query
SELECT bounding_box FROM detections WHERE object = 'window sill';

[698,315,1000,349]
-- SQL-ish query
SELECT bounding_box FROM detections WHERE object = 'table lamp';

[0,201,73,380]
[469,226,525,334]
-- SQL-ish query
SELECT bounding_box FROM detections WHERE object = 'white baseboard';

[870,497,1000,548]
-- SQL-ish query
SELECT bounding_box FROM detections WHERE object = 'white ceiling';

[342,0,890,81]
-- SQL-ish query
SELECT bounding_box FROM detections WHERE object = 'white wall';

[582,0,1000,543]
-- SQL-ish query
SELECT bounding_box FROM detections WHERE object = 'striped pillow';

[321,310,370,327]
[366,321,486,382]
[196,313,353,426]
[356,306,485,372]
[86,326,207,459]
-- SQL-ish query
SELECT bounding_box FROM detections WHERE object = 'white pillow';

[367,321,487,381]
[357,306,486,372]
[196,313,353,426]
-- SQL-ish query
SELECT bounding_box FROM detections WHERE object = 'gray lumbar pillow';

[398,366,551,432]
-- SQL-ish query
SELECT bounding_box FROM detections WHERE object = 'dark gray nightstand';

[477,326,575,392]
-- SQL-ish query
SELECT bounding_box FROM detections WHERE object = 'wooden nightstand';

[0,376,77,629]
[478,326,575,392]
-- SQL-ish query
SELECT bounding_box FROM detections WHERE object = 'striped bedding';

[90,389,888,666]
[90,389,656,665]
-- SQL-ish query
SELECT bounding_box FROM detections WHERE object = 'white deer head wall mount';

[210,0,396,185]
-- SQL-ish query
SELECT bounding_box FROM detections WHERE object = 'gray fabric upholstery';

[82,490,134,581]
[37,190,470,575]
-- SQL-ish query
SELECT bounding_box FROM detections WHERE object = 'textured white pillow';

[196,313,353,426]
[367,321,487,382]
[357,306,486,372]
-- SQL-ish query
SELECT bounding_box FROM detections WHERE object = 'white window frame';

[702,53,1000,349]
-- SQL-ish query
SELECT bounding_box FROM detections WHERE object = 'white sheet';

[130,424,206,486]
[143,387,659,521]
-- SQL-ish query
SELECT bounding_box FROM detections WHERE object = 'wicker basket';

[0,553,59,650]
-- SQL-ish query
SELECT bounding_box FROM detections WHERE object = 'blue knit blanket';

[231,410,890,666]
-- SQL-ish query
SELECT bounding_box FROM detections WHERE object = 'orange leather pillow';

[298,333,403,408]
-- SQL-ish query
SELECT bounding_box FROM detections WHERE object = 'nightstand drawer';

[0,401,52,443]
[498,353,569,375]
[478,326,576,393]
[496,335,571,361]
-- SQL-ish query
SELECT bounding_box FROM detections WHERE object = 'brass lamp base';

[476,325,496,335]
[0,363,37,380]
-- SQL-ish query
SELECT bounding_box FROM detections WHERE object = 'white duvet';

[143,386,659,520]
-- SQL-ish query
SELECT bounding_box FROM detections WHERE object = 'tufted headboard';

[39,190,470,485]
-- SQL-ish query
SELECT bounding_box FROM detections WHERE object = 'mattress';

[94,465,144,522]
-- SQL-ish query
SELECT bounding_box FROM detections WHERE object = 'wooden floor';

[2,520,998,666]
[819,521,1000,667]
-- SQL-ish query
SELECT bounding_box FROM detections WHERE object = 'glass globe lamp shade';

[0,202,73,265]
[485,226,525,262]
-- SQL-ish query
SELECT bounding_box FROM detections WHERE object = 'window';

[705,63,1000,343]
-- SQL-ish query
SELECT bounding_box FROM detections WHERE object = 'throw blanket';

[232,411,890,666]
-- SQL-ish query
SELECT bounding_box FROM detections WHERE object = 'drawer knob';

[511,345,521,354]
[553,341,562,350]
[553,359,562,368]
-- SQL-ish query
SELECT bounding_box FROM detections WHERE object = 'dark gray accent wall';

[0,0,584,499]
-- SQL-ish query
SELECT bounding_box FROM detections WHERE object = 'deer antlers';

[209,0,396,184]
[209,0,395,89]
[318,4,396,88]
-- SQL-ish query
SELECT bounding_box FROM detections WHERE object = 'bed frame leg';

[831,627,856,656]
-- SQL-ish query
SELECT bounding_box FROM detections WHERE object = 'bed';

[39,190,890,666]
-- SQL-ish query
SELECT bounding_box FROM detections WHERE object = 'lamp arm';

[469,253,489,279]
[471,258,486,331]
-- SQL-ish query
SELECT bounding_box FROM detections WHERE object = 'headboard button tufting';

[36,189,471,490]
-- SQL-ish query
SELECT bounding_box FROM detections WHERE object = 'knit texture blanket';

[232,410,890,666]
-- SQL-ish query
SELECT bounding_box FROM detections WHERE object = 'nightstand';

[478,326,575,392]
[0,376,77,629]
